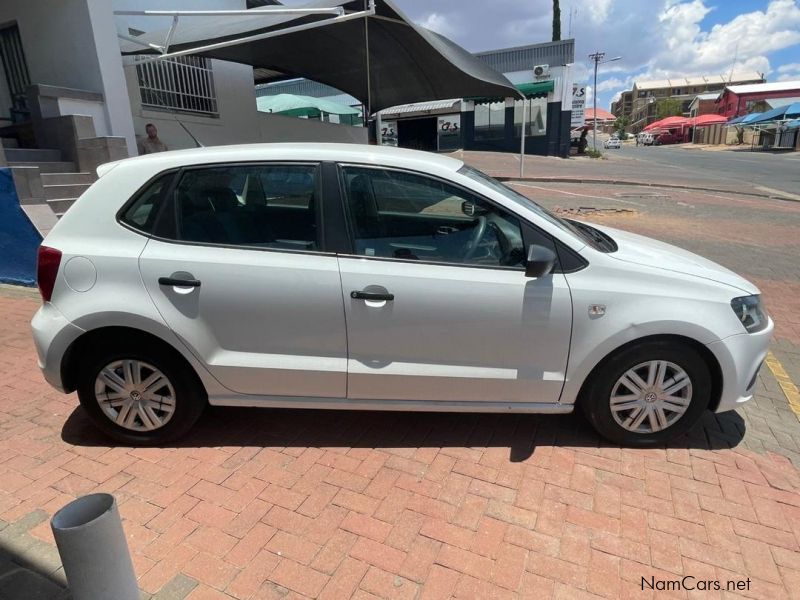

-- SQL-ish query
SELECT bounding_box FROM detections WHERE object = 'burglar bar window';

[136,56,218,116]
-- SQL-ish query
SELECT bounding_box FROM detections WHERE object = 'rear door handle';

[351,290,394,301]
[159,276,201,288]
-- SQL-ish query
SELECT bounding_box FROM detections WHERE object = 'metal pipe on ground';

[50,493,138,600]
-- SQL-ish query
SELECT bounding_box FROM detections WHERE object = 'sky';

[283,0,800,111]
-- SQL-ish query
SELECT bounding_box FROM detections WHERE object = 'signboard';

[437,114,461,151]
[380,121,397,146]
[571,83,586,128]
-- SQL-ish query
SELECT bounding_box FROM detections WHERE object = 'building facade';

[687,93,718,117]
[714,81,800,119]
[615,72,765,132]
[257,40,577,158]
[611,90,632,121]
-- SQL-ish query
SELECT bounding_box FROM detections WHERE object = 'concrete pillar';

[86,0,137,156]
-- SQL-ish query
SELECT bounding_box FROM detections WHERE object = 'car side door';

[136,162,347,399]
[335,165,573,405]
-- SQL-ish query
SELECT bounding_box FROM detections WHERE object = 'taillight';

[37,246,62,302]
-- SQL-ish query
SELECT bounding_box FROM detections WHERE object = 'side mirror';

[525,244,556,278]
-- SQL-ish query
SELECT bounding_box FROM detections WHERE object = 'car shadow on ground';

[61,405,747,462]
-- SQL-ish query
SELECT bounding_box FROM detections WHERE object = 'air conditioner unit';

[533,64,550,78]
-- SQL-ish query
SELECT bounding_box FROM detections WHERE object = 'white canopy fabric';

[122,0,521,114]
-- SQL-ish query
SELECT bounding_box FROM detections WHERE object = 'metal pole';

[363,0,375,142]
[519,99,527,178]
[114,8,345,16]
[593,55,599,151]
[129,7,375,65]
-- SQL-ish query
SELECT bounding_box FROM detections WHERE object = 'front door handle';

[159,276,201,288]
[351,290,394,301]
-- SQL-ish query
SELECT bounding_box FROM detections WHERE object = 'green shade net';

[256,93,360,118]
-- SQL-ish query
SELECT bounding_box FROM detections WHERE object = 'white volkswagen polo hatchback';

[31,144,772,446]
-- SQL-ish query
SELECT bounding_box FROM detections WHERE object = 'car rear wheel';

[77,341,206,445]
[581,340,711,447]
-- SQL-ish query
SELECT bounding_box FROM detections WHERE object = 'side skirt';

[209,395,574,413]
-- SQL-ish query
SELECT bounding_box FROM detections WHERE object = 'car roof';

[98,143,464,178]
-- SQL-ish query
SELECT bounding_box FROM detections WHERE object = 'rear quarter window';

[119,173,174,233]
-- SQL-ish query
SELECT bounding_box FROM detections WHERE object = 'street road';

[613,144,800,198]
[458,144,800,200]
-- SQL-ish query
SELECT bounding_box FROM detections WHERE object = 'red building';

[716,81,800,118]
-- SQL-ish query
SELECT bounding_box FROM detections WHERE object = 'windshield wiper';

[567,220,617,252]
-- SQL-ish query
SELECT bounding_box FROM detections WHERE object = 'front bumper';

[30,302,84,392]
[706,317,774,413]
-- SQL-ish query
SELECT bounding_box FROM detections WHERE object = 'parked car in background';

[654,131,684,145]
[32,144,772,447]
[638,133,655,146]
[604,137,621,149]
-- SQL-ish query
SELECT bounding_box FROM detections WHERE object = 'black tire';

[76,340,206,445]
[580,340,711,447]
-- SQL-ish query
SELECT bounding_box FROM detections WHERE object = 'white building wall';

[115,0,265,153]
[0,0,137,154]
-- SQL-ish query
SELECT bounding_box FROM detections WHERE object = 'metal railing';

[136,56,218,116]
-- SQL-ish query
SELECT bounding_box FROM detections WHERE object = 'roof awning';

[379,98,460,118]
[121,0,521,113]
[516,81,555,98]
[466,80,554,104]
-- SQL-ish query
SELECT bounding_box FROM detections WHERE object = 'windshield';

[457,164,596,246]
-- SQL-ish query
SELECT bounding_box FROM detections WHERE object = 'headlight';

[730,295,768,333]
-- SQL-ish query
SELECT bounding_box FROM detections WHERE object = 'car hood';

[588,223,759,295]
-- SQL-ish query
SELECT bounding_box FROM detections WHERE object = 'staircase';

[6,148,96,218]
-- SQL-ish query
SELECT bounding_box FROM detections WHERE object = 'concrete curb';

[496,176,800,202]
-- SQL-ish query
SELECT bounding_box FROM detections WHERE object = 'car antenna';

[177,119,204,148]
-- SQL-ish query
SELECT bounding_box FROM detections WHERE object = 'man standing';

[137,123,168,155]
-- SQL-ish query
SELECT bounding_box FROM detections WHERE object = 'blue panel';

[0,168,42,286]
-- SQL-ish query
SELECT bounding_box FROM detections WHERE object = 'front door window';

[341,166,526,268]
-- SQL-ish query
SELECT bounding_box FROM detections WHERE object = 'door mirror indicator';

[525,245,556,278]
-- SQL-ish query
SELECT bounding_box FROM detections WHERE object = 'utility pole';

[589,52,604,152]
[588,52,621,151]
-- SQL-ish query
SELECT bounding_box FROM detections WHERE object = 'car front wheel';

[77,341,206,445]
[581,340,711,446]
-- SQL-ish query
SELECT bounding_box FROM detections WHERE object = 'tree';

[614,116,630,138]
[655,98,682,120]
[552,0,561,41]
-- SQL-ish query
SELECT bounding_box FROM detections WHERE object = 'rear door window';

[171,164,319,251]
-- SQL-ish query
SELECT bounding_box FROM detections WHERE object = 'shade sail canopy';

[643,116,689,131]
[121,0,521,113]
[689,114,727,127]
[784,119,800,130]
[747,102,800,124]
[728,112,763,125]
[256,93,359,117]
